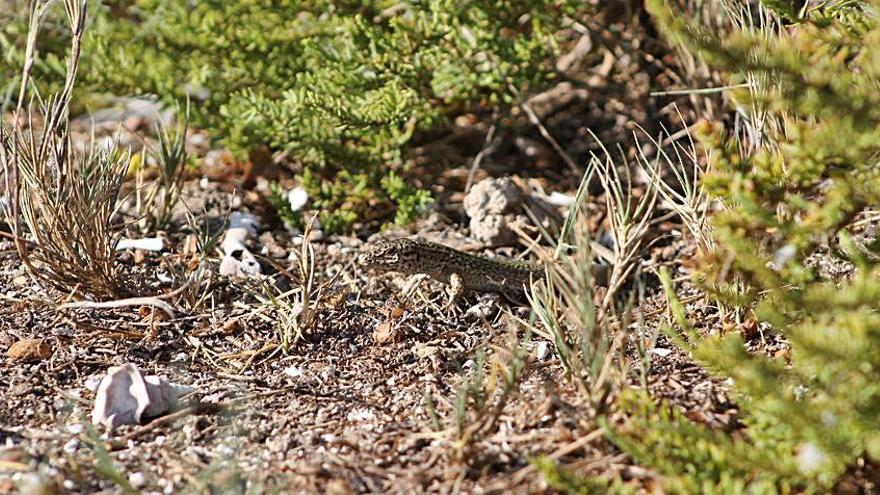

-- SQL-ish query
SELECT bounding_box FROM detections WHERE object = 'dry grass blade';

[722,1,787,154]
[136,99,190,232]
[166,203,227,312]
[588,130,658,307]
[248,214,334,351]
[636,117,714,255]
[449,329,530,463]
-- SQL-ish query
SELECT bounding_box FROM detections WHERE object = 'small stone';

[771,244,797,271]
[284,366,305,379]
[465,301,493,319]
[84,375,103,393]
[63,439,79,454]
[463,177,523,218]
[287,187,309,211]
[129,472,147,489]
[266,434,291,454]
[546,191,574,207]
[514,136,554,161]
[346,408,375,422]
[796,443,827,474]
[454,114,478,127]
[651,347,672,357]
[535,341,550,360]
[7,338,52,362]
[0,478,16,493]
[372,322,402,344]
[18,473,53,495]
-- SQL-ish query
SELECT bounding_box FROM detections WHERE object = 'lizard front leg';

[444,272,465,311]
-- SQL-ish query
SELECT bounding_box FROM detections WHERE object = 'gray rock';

[463,177,523,218]
[463,178,527,245]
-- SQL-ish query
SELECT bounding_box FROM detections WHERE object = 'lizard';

[361,237,609,307]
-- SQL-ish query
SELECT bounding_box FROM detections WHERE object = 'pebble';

[7,339,52,362]
[62,438,79,454]
[287,187,309,211]
[535,341,551,360]
[284,366,305,378]
[651,347,672,357]
[129,472,147,489]
[84,375,103,393]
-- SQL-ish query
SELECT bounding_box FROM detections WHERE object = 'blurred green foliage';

[606,391,801,494]
[2,0,575,231]
[0,1,69,106]
[595,0,880,492]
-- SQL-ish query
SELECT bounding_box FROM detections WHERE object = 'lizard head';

[362,238,420,272]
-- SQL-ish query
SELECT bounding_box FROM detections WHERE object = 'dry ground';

[0,180,742,493]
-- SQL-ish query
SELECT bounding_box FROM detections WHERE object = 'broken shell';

[90,363,186,431]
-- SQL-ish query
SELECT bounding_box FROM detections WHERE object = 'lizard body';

[362,238,543,297]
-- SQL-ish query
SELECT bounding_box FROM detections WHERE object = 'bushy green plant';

[72,0,575,230]
[0,1,69,107]
[532,455,616,494]
[380,170,433,226]
[602,0,880,491]
[605,390,800,494]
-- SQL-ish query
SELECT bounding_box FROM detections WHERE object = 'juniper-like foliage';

[599,1,880,491]
[37,0,573,231]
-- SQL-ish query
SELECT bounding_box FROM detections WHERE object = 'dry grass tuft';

[1,0,131,300]
[134,101,190,232]
[527,138,662,415]
[589,131,659,307]
[636,119,714,256]
[450,329,530,463]
[528,209,630,416]
[247,215,333,351]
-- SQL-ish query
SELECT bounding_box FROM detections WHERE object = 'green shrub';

[0,1,69,106]
[604,0,880,491]
[70,0,575,230]
[532,455,617,494]
[605,390,800,494]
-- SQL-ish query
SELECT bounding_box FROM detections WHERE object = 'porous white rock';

[219,212,262,277]
[463,178,528,245]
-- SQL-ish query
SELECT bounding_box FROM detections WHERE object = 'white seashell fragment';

[219,212,262,277]
[90,363,185,431]
[116,237,165,251]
